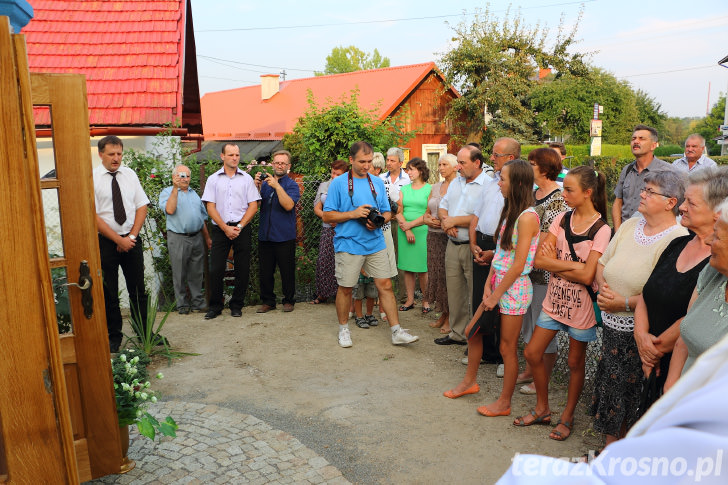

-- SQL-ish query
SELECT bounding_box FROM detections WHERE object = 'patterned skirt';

[588,320,642,436]
[424,231,449,313]
[315,226,338,300]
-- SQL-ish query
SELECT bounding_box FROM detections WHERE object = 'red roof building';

[201,62,460,161]
[22,0,202,134]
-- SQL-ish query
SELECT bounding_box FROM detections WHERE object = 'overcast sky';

[191,0,728,119]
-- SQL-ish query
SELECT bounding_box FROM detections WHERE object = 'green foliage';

[316,46,390,75]
[439,5,589,146]
[662,116,699,145]
[522,143,634,162]
[694,95,726,156]
[654,144,683,157]
[126,295,198,360]
[283,89,417,177]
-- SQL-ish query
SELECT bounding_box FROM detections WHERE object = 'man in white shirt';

[93,135,150,353]
[672,134,717,173]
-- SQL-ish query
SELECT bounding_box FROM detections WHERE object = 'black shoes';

[434,336,467,346]
[204,309,221,320]
[178,307,190,315]
[230,308,242,317]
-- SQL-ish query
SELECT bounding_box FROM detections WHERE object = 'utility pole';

[589,103,603,156]
[723,83,728,156]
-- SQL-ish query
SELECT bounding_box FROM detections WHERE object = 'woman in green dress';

[395,158,432,312]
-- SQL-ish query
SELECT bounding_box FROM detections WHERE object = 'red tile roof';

[22,0,199,129]
[201,62,457,141]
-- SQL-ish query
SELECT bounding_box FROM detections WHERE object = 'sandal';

[354,317,370,329]
[309,297,326,304]
[422,306,433,314]
[513,409,551,427]
[399,303,415,311]
[549,420,573,441]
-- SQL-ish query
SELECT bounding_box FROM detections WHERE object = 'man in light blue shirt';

[672,134,717,173]
[435,145,491,345]
[159,165,211,314]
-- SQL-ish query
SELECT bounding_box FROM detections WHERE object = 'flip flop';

[443,383,480,399]
[422,306,433,314]
[477,406,511,417]
[550,420,573,441]
[513,409,551,427]
[309,297,326,304]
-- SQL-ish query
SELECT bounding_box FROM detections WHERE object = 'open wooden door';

[0,18,121,482]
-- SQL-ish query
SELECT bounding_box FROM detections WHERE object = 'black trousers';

[99,234,148,346]
[472,231,502,364]
[209,224,252,312]
[258,239,296,307]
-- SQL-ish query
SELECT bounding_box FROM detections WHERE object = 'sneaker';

[338,327,352,348]
[365,314,378,326]
[392,328,419,345]
[355,317,370,329]
[496,363,505,378]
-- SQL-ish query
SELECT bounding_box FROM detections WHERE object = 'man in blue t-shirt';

[323,141,419,348]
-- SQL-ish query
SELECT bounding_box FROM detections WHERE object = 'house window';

[422,144,447,183]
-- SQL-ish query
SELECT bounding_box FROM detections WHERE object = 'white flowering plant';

[245,159,273,179]
[112,349,178,440]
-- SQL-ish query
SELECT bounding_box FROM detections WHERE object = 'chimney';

[260,74,280,100]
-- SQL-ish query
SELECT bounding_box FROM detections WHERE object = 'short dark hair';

[633,124,659,142]
[547,142,566,156]
[221,143,238,154]
[331,159,348,172]
[462,145,484,168]
[467,142,482,151]
[349,141,373,159]
[406,157,430,182]
[528,147,562,181]
[98,135,123,152]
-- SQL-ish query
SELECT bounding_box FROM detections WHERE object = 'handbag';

[562,211,607,327]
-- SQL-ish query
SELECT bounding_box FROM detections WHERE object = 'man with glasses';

[612,125,675,230]
[159,165,211,315]
[254,150,301,313]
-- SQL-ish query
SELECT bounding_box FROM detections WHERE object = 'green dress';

[397,183,431,272]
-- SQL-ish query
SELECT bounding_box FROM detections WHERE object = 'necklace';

[571,212,600,233]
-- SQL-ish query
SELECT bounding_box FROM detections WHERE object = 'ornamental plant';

[112,349,178,440]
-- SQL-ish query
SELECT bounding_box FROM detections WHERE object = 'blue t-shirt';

[258,175,301,242]
[323,173,389,255]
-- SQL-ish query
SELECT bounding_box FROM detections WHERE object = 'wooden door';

[0,19,121,483]
[31,72,122,480]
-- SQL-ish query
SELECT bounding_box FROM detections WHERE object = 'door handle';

[63,260,94,319]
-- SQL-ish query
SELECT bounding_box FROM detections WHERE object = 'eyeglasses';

[492,153,511,158]
[640,187,671,198]
[176,173,190,178]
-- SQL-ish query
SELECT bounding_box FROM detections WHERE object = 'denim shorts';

[536,312,597,343]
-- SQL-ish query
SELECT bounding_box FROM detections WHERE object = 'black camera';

[259,172,269,180]
[361,208,386,228]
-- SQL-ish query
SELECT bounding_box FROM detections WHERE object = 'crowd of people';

[96,125,728,463]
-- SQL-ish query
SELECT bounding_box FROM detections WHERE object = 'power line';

[195,0,594,33]
[198,55,314,73]
[620,64,717,78]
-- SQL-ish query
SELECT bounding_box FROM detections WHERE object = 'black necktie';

[110,172,126,225]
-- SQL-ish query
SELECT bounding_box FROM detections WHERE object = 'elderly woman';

[395,157,432,312]
[665,194,728,391]
[424,153,457,331]
[633,167,728,411]
[517,147,568,395]
[590,170,688,447]
[310,159,348,304]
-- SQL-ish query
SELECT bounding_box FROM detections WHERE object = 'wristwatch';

[236,223,243,229]
[129,234,137,241]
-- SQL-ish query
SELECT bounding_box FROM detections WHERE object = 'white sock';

[390,324,401,334]
[340,324,349,332]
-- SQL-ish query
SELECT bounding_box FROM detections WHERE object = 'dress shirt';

[614,157,674,222]
[672,154,717,173]
[474,172,504,236]
[439,170,491,242]
[158,186,208,234]
[93,165,150,235]
[258,175,301,242]
[201,167,260,225]
[380,168,411,203]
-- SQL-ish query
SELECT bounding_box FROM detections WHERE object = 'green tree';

[315,46,390,76]
[694,95,726,156]
[439,6,589,147]
[283,89,416,177]
[529,67,640,144]
[662,116,696,145]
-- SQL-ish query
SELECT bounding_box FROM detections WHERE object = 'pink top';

[541,212,612,329]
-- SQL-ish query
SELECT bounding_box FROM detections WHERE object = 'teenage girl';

[443,159,540,418]
[513,166,611,441]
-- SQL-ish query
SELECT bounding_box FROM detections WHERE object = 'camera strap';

[347,169,379,207]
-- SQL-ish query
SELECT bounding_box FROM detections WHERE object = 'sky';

[190,0,728,119]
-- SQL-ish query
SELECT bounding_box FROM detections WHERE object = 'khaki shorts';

[335,249,397,288]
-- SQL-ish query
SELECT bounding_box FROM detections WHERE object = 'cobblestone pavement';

[86,401,349,485]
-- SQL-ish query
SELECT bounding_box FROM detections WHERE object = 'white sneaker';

[496,363,505,378]
[392,328,419,345]
[338,328,352,348]
[348,311,355,319]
